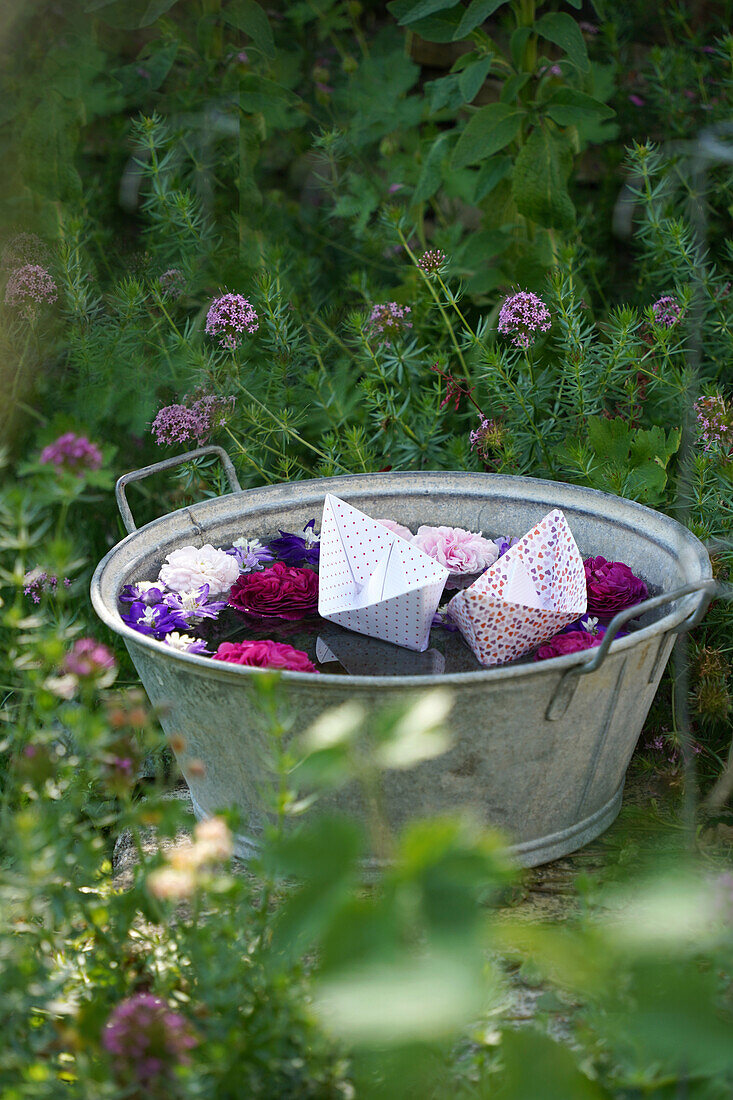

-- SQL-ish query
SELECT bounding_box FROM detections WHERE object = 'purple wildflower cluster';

[23,570,71,603]
[652,295,683,328]
[4,263,58,318]
[226,537,276,571]
[151,394,234,446]
[498,291,551,349]
[694,395,733,457]
[469,417,504,461]
[1,232,48,271]
[205,293,259,350]
[158,267,185,298]
[103,993,197,1089]
[417,249,447,276]
[366,302,412,343]
[39,432,103,476]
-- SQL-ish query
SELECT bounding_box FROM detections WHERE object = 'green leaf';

[452,102,524,169]
[544,87,616,126]
[473,154,512,200]
[224,0,275,57]
[414,132,453,202]
[389,0,460,24]
[500,72,530,103]
[427,73,463,113]
[535,12,589,73]
[139,0,180,23]
[511,127,575,231]
[509,26,531,70]
[458,55,493,102]
[453,0,508,39]
[499,1031,610,1099]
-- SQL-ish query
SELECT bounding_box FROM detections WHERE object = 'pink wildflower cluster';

[158,267,185,298]
[205,292,259,350]
[40,432,103,476]
[652,295,683,327]
[694,395,733,457]
[366,301,412,343]
[62,638,116,679]
[4,263,58,318]
[151,394,235,446]
[469,417,504,461]
[498,290,551,349]
[417,249,446,275]
[23,569,71,603]
[103,993,197,1089]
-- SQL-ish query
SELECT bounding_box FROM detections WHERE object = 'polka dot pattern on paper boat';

[447,508,587,667]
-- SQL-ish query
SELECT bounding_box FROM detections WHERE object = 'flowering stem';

[396,227,470,377]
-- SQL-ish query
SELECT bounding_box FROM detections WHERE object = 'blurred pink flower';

[412,525,499,574]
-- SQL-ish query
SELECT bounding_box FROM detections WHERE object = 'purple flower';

[103,993,197,1088]
[39,432,103,476]
[62,639,117,680]
[225,536,275,571]
[151,394,234,446]
[628,94,645,107]
[163,583,228,625]
[493,536,521,558]
[579,21,598,34]
[417,249,447,276]
[584,556,648,616]
[366,302,413,344]
[388,183,403,193]
[4,263,57,318]
[205,293,259,350]
[23,569,70,603]
[268,519,320,567]
[469,417,505,461]
[432,605,459,631]
[121,601,186,638]
[694,394,733,456]
[652,295,683,328]
[119,582,167,604]
[534,630,603,661]
[158,267,185,298]
[498,291,551,349]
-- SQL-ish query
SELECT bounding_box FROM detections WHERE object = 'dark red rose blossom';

[584,556,648,616]
[228,562,319,620]
[214,639,318,673]
[534,631,603,661]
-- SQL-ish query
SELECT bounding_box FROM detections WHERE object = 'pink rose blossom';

[535,631,603,661]
[376,519,413,541]
[412,525,499,574]
[228,562,319,619]
[214,639,318,673]
[158,545,240,596]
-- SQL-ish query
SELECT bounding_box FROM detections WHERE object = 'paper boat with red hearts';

[447,508,587,666]
[318,494,449,652]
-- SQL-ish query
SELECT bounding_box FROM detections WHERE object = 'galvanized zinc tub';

[91,447,715,866]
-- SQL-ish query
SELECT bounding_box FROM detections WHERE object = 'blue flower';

[121,600,186,638]
[163,583,228,625]
[225,537,275,572]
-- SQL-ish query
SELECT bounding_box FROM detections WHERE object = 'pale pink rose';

[376,518,413,540]
[158,544,240,596]
[412,525,499,574]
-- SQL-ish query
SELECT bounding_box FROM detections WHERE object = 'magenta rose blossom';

[228,561,319,619]
[584,556,648,616]
[534,631,603,661]
[214,639,318,673]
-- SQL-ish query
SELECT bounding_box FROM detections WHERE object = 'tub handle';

[546,579,718,721]
[115,446,242,534]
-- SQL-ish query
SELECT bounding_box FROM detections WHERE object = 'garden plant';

[1,0,733,1096]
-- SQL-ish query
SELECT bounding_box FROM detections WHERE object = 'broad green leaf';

[389,0,460,24]
[500,71,530,103]
[140,0,180,23]
[473,156,512,199]
[535,12,589,73]
[453,0,508,39]
[414,132,453,202]
[509,26,532,70]
[408,8,465,41]
[544,87,616,126]
[458,55,493,102]
[511,127,575,231]
[427,73,463,113]
[499,1030,610,1099]
[224,0,275,58]
[452,102,524,168]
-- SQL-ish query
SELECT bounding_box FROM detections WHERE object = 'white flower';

[232,536,265,553]
[158,544,239,595]
[163,631,200,652]
[147,865,196,900]
[193,816,233,863]
[302,524,320,548]
[135,580,167,603]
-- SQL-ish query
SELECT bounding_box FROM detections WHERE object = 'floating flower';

[214,639,318,673]
[151,394,234,446]
[652,295,683,327]
[162,631,211,655]
[158,544,240,596]
[121,601,187,638]
[584,556,648,616]
[534,630,603,661]
[366,301,412,343]
[417,249,446,275]
[4,263,57,318]
[205,292,259,350]
[39,432,103,476]
[694,394,733,456]
[268,520,321,567]
[226,536,275,572]
[498,290,551,349]
[62,638,117,682]
[493,536,521,558]
[376,518,413,541]
[412,525,499,574]
[163,583,227,625]
[228,562,319,620]
[119,582,167,604]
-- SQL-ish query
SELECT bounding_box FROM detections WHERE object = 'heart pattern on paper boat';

[447,508,587,667]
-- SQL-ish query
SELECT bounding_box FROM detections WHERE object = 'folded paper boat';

[447,508,587,666]
[318,494,449,652]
